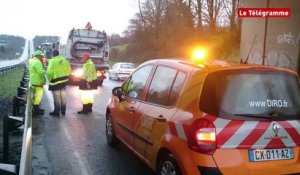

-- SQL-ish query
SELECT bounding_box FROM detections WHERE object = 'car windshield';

[121,63,135,69]
[200,69,300,120]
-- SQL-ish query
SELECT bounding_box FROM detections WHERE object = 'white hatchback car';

[108,62,136,80]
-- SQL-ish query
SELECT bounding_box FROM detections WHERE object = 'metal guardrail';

[0,65,21,76]
[0,63,32,175]
[19,84,32,175]
[0,40,33,174]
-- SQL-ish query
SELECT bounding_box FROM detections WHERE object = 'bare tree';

[128,14,144,34]
[202,0,224,33]
[160,1,195,56]
[224,0,240,31]
[139,0,169,38]
[138,0,146,29]
[196,0,203,32]
[185,0,192,8]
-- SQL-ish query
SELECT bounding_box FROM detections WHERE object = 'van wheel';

[157,154,181,175]
[106,113,120,147]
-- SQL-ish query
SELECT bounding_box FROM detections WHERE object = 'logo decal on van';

[272,121,280,136]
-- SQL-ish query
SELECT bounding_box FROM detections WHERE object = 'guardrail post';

[16,97,26,116]
[3,116,9,163]
[20,81,26,87]
[17,87,27,97]
[12,96,17,116]
[12,96,26,116]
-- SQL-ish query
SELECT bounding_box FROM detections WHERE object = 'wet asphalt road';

[32,79,155,175]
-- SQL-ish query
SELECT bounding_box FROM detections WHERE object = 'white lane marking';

[62,126,91,175]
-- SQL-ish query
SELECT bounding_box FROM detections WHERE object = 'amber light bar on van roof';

[191,48,207,62]
[190,47,209,68]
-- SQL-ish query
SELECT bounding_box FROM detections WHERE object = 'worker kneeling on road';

[78,53,97,114]
[29,50,46,116]
[46,50,71,116]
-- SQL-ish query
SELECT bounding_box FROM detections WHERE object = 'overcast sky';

[0,0,138,43]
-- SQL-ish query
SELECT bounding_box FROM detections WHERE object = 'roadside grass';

[0,67,24,98]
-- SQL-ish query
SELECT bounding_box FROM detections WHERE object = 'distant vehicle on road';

[108,62,135,80]
[106,58,300,175]
[41,42,60,59]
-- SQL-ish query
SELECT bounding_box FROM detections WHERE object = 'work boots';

[78,104,93,114]
[38,107,45,112]
[87,103,93,113]
[49,111,60,117]
[77,104,88,114]
[33,105,44,116]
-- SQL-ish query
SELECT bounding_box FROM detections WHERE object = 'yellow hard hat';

[34,50,44,56]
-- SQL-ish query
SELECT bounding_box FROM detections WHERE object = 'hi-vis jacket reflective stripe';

[29,57,46,86]
[166,113,300,149]
[82,59,97,82]
[46,55,71,87]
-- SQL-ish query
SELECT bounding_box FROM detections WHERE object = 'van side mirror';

[112,86,123,101]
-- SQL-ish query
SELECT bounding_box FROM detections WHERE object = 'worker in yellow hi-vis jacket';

[29,50,46,116]
[46,50,71,117]
[77,53,97,114]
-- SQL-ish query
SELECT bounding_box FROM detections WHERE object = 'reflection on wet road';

[32,79,154,175]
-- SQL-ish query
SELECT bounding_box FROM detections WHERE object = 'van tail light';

[187,119,216,154]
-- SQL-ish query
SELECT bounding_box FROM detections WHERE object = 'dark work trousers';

[52,87,66,114]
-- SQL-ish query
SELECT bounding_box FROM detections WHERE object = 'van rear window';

[199,70,300,120]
